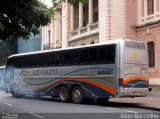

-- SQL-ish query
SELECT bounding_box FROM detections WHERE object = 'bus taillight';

[119,78,124,86]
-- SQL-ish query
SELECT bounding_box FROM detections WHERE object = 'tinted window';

[56,52,63,65]
[31,55,37,67]
[80,48,88,64]
[89,47,98,63]
[36,55,42,67]
[99,45,116,63]
[63,51,71,65]
[15,57,23,68]
[71,50,80,64]
[106,45,115,63]
[99,46,107,63]
[47,52,56,66]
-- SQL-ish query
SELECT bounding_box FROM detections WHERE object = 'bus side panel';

[88,64,116,98]
[13,64,117,98]
[13,66,90,96]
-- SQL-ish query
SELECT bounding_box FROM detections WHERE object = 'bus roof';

[8,39,144,59]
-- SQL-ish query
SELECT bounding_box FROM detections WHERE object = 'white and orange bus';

[5,39,149,104]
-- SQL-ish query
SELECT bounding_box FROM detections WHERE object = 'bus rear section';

[119,40,149,97]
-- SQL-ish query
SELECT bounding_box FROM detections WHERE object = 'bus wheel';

[11,86,20,98]
[59,86,70,103]
[71,86,84,104]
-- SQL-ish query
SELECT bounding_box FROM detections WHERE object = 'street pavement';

[0,91,159,119]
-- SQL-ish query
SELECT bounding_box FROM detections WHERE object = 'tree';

[52,0,88,7]
[0,0,53,41]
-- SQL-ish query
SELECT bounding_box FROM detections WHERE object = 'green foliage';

[52,0,65,7]
[70,0,88,5]
[0,0,54,41]
[52,0,88,7]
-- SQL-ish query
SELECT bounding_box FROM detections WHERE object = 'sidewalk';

[109,87,160,111]
[149,85,160,97]
[110,96,160,111]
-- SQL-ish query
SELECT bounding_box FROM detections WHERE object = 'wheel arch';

[70,83,83,92]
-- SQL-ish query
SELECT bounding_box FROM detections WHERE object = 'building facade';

[42,7,62,50]
[42,0,160,85]
[136,0,160,85]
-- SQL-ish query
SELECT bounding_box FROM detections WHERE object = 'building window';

[83,4,89,27]
[147,42,155,67]
[48,30,51,44]
[93,0,98,23]
[147,0,154,15]
[74,4,79,30]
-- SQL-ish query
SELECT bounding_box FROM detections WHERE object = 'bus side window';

[17,57,21,68]
[63,51,71,65]
[71,50,80,65]
[7,58,14,68]
[56,51,63,66]
[31,55,36,67]
[99,46,107,63]
[41,54,48,67]
[106,45,116,63]
[38,54,43,67]
[80,48,89,64]
[25,56,31,68]
[20,57,24,68]
[48,53,56,66]
[89,47,98,64]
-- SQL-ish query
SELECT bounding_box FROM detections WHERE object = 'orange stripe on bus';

[28,78,116,96]
[60,78,116,96]
[121,77,148,85]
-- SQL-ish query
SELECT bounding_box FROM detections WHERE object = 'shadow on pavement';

[42,97,160,112]
[101,101,160,112]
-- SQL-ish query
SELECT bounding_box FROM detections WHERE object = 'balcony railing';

[70,22,99,41]
[138,12,160,26]
[43,43,54,50]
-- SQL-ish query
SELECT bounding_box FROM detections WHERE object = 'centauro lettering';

[98,69,113,75]
[33,69,58,76]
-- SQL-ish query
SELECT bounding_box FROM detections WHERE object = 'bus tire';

[71,86,84,104]
[59,86,71,103]
[11,86,21,98]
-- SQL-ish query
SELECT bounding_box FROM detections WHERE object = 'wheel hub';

[74,90,81,99]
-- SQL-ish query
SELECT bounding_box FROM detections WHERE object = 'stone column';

[42,26,46,50]
[89,0,93,24]
[144,0,147,16]
[98,0,109,42]
[154,0,156,14]
[62,1,70,48]
[79,2,83,27]
[71,4,74,31]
